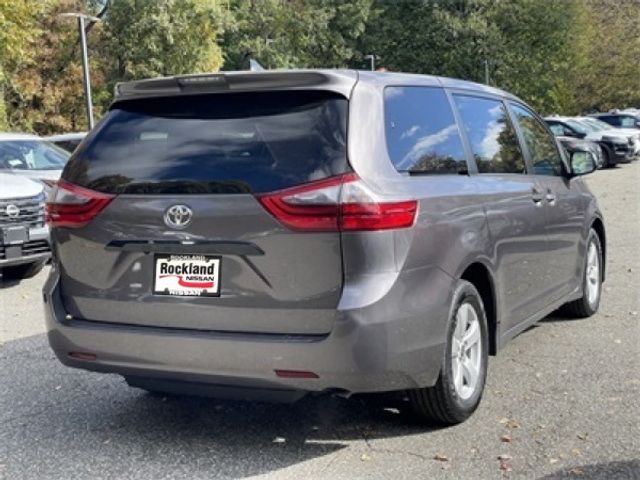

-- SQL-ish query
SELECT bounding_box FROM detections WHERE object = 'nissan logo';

[6,204,20,218]
[164,205,193,229]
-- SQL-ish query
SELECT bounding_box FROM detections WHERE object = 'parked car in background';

[576,117,640,160]
[0,133,71,191]
[45,132,87,153]
[590,111,640,129]
[44,70,605,426]
[544,116,633,167]
[557,136,604,169]
[0,172,50,280]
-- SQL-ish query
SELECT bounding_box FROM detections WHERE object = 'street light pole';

[61,13,100,130]
[78,16,94,129]
[365,54,376,71]
[484,59,490,85]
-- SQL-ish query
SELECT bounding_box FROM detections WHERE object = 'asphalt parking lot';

[1,163,639,480]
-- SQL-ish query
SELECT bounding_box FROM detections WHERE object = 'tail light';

[257,173,417,232]
[46,180,114,228]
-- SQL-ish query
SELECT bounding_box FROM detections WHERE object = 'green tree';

[102,0,230,82]
[570,0,640,112]
[358,0,498,79]
[488,0,584,113]
[223,0,374,69]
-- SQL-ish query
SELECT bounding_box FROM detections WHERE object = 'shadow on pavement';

[537,460,640,479]
[0,275,24,288]
[0,334,436,479]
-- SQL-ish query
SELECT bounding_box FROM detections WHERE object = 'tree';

[102,0,229,81]
[570,0,640,112]
[223,0,374,69]
[0,0,49,129]
[357,0,499,79]
[488,0,584,114]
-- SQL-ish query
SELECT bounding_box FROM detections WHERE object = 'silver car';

[0,172,50,279]
[43,70,605,424]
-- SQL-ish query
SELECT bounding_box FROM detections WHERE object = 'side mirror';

[569,151,596,177]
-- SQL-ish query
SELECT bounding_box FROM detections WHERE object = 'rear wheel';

[562,229,602,318]
[408,280,488,425]
[1,260,46,280]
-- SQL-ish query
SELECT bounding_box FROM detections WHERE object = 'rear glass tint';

[64,91,348,194]
[384,86,467,174]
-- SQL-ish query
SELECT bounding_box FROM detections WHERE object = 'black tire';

[562,229,603,318]
[1,260,46,280]
[407,280,489,425]
[600,145,615,168]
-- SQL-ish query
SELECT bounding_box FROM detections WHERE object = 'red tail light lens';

[46,180,114,228]
[257,173,417,232]
[341,201,418,231]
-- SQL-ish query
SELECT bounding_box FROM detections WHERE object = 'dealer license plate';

[153,254,221,297]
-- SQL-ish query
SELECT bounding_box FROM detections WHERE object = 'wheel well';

[461,263,497,355]
[591,218,606,282]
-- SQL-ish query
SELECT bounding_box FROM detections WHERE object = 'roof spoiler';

[113,70,357,105]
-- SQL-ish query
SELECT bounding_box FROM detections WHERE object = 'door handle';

[545,189,557,205]
[531,187,544,205]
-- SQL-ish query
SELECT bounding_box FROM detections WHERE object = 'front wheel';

[408,280,489,425]
[562,229,603,318]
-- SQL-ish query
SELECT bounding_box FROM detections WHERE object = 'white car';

[0,133,71,189]
[545,116,637,165]
[0,172,50,279]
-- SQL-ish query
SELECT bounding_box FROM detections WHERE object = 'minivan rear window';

[63,91,349,194]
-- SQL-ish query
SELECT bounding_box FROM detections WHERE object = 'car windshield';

[0,140,70,171]
[565,120,591,134]
[582,118,613,130]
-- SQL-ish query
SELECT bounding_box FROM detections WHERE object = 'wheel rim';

[586,241,600,307]
[451,302,482,400]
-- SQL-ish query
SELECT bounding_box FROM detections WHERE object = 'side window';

[620,116,636,128]
[384,87,467,174]
[452,95,526,174]
[510,104,563,177]
[547,123,564,136]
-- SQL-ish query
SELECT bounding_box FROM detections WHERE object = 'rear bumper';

[43,266,452,398]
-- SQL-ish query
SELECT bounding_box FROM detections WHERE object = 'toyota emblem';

[6,204,20,218]
[164,205,193,229]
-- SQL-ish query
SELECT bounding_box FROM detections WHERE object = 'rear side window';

[453,95,525,174]
[619,116,638,128]
[384,87,467,174]
[64,91,348,194]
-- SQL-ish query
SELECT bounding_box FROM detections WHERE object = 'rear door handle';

[545,189,557,205]
[531,187,544,205]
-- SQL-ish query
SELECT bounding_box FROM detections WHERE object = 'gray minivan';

[43,70,605,424]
